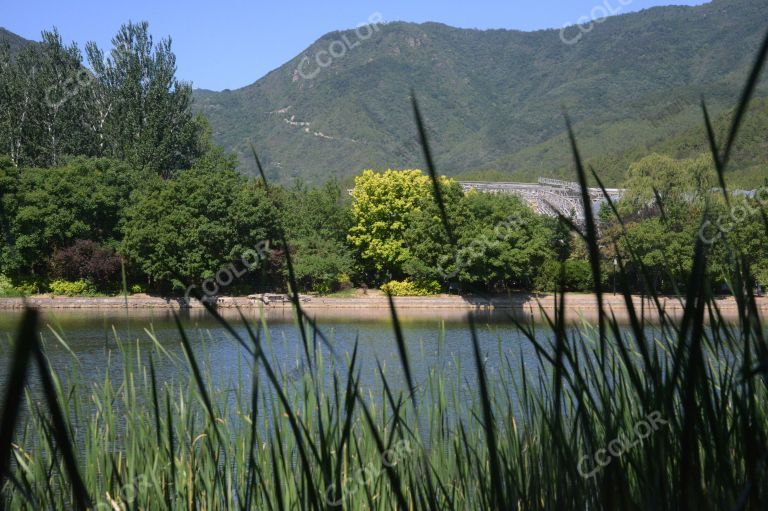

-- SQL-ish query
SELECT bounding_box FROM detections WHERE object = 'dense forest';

[1,22,767,298]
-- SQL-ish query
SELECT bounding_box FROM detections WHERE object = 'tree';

[402,188,564,290]
[3,157,139,277]
[50,239,122,291]
[347,169,437,280]
[401,181,465,282]
[33,30,95,166]
[0,156,22,273]
[0,23,205,174]
[0,38,38,166]
[282,179,354,292]
[707,197,768,289]
[614,217,697,293]
[451,192,560,290]
[0,30,92,167]
[600,152,720,293]
[85,21,206,177]
[535,259,595,292]
[120,166,277,291]
[620,153,714,218]
[289,236,353,294]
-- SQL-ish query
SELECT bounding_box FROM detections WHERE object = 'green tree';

[534,259,595,292]
[283,179,354,293]
[707,196,768,289]
[0,30,92,167]
[120,166,276,291]
[2,157,139,277]
[620,153,714,218]
[85,21,205,176]
[615,218,697,293]
[601,152,719,293]
[0,156,22,273]
[289,236,353,294]
[452,192,560,290]
[403,189,563,290]
[401,180,465,282]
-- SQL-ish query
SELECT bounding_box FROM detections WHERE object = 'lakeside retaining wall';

[1,295,766,322]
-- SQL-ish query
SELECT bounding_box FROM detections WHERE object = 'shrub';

[50,240,122,290]
[757,266,768,287]
[380,279,441,296]
[0,275,17,296]
[535,259,595,292]
[49,279,96,296]
[337,273,353,291]
[563,259,595,291]
[312,281,333,296]
[0,275,45,296]
[130,284,145,294]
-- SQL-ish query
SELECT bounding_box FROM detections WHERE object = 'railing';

[537,177,581,192]
[351,178,627,223]
[458,179,625,222]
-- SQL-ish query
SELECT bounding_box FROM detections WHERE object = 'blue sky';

[4,0,708,91]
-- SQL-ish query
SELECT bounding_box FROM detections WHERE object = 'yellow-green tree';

[620,153,715,215]
[347,169,442,280]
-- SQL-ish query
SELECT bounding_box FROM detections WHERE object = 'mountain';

[587,96,768,188]
[0,28,34,55]
[191,0,766,185]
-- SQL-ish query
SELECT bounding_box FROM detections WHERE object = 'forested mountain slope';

[192,0,768,185]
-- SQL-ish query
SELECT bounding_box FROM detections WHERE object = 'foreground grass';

[0,277,767,510]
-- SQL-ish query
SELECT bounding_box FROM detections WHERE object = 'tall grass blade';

[31,323,92,510]
[468,313,504,510]
[564,113,606,350]
[411,91,456,246]
[0,309,37,492]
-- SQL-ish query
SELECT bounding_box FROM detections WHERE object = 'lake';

[0,308,560,403]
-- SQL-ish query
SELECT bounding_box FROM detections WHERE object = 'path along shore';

[1,294,766,322]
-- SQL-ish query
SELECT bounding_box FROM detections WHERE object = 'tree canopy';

[0,22,205,176]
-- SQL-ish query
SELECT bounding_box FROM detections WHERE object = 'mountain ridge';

[0,27,35,55]
[191,0,767,185]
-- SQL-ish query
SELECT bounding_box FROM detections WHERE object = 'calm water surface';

[0,308,559,397]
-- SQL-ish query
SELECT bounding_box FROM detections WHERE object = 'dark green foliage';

[616,218,698,293]
[0,157,139,277]
[120,165,277,290]
[281,180,354,293]
[535,259,594,292]
[0,30,91,168]
[287,236,353,294]
[599,151,768,293]
[404,190,563,290]
[85,21,207,176]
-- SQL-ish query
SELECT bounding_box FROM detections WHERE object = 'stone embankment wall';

[1,294,765,322]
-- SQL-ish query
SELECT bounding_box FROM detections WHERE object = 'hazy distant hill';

[0,27,34,55]
[192,0,767,185]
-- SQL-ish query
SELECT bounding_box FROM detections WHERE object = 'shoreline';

[2,294,766,322]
